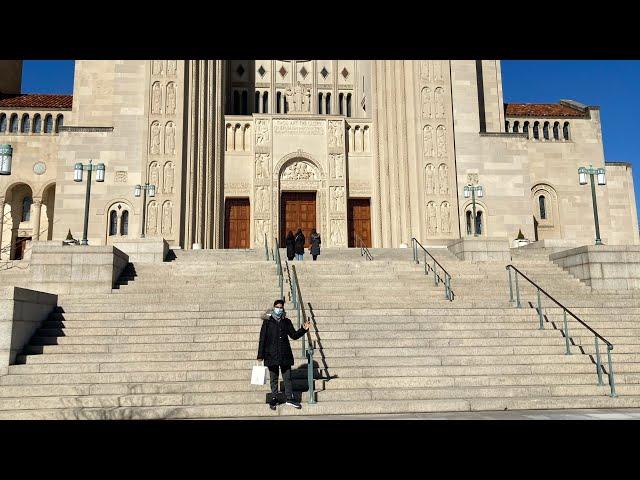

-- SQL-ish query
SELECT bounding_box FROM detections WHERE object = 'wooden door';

[348,199,371,247]
[280,192,316,247]
[224,198,250,249]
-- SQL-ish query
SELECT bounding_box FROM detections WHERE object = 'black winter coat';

[294,233,305,255]
[310,233,321,255]
[257,314,307,367]
[286,236,295,260]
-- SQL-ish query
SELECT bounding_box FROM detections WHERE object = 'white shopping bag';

[251,364,268,386]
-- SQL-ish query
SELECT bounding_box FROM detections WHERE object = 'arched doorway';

[280,191,316,247]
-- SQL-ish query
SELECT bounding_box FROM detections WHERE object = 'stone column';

[32,199,42,241]
[0,199,5,260]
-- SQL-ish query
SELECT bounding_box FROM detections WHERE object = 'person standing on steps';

[257,299,310,410]
[294,228,305,261]
[309,228,321,261]
[285,230,295,261]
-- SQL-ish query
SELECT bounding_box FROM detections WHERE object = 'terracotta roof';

[504,102,587,118]
[0,94,72,109]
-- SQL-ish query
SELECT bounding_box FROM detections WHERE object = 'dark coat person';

[294,229,305,256]
[309,229,321,260]
[285,231,295,261]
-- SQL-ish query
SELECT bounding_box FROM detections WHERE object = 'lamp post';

[0,144,12,175]
[578,165,606,245]
[463,183,484,236]
[134,183,156,238]
[74,160,105,245]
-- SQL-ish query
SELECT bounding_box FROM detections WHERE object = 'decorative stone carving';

[434,87,445,118]
[331,154,344,179]
[423,125,434,157]
[151,82,162,115]
[438,163,449,194]
[163,162,174,194]
[467,173,479,184]
[255,186,269,213]
[149,162,159,188]
[424,163,435,195]
[441,201,451,234]
[330,219,345,246]
[114,171,128,183]
[426,201,437,235]
[255,153,270,179]
[281,161,318,181]
[165,122,175,155]
[330,186,345,212]
[328,121,344,147]
[147,201,158,235]
[167,61,177,76]
[420,61,430,81]
[255,119,270,145]
[150,121,161,154]
[421,87,432,119]
[255,219,268,245]
[161,201,172,235]
[166,82,176,116]
[436,125,446,157]
[152,61,164,76]
[433,60,443,83]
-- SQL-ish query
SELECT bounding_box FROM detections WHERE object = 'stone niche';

[550,245,640,291]
[447,237,511,262]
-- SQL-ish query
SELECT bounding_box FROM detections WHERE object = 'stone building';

[0,60,638,259]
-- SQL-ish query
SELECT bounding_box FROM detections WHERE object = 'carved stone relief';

[152,61,164,76]
[436,125,446,157]
[255,153,270,180]
[425,163,435,195]
[434,87,445,118]
[423,125,434,158]
[433,60,443,83]
[254,219,268,245]
[426,201,437,235]
[165,122,175,155]
[281,161,318,181]
[147,201,158,235]
[114,171,128,183]
[161,201,172,235]
[151,82,162,115]
[163,162,174,194]
[440,201,451,234]
[150,121,161,155]
[438,163,449,194]
[330,186,345,212]
[149,162,159,188]
[331,154,344,179]
[330,219,346,246]
[420,61,430,82]
[255,119,270,145]
[328,121,344,147]
[255,186,269,213]
[166,83,176,116]
[167,61,177,76]
[421,87,432,119]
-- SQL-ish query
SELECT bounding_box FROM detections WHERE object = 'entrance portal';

[224,198,250,249]
[348,198,371,247]
[280,192,316,247]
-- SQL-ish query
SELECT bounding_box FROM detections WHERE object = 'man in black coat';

[257,299,310,410]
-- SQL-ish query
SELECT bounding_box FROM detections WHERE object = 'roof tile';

[505,103,586,118]
[0,94,72,109]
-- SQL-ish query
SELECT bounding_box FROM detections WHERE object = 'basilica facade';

[0,60,638,259]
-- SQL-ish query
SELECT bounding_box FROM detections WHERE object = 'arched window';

[233,91,240,115]
[543,121,549,140]
[533,121,539,140]
[475,211,483,235]
[10,114,19,133]
[33,114,42,133]
[109,210,118,236]
[55,114,63,133]
[513,121,519,133]
[505,121,510,132]
[283,95,289,114]
[318,93,323,114]
[22,196,33,222]
[346,93,352,117]
[326,93,331,115]
[254,91,260,113]
[241,91,248,115]
[563,122,570,140]
[44,114,53,133]
[523,121,529,137]
[0,114,6,132]
[262,91,268,114]
[553,121,559,140]
[120,210,129,236]
[539,196,547,220]
[466,211,472,235]
[276,91,282,113]
[338,93,344,115]
[21,114,30,133]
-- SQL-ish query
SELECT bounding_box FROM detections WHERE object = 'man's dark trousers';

[269,365,293,401]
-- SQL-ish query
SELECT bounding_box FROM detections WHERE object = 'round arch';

[273,150,325,179]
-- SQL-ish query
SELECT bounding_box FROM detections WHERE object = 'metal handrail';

[273,238,284,301]
[411,237,454,301]
[354,232,373,261]
[263,233,269,260]
[506,264,616,397]
[290,264,316,405]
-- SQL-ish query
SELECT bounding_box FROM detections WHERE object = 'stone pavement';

[230,408,640,420]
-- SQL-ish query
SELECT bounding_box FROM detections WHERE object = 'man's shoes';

[285,400,302,409]
[269,402,277,411]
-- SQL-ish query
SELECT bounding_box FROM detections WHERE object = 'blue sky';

[20,60,640,214]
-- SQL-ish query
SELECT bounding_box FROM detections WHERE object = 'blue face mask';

[273,307,284,317]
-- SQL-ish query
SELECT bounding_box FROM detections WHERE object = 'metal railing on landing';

[290,264,316,405]
[354,232,373,261]
[411,238,454,301]
[506,264,617,397]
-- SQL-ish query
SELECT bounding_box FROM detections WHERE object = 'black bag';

[265,392,286,404]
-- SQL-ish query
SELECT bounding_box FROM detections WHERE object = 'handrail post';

[264,233,269,260]
[433,259,438,286]
[307,346,316,404]
[444,273,450,300]
[423,251,427,275]
[537,287,544,329]
[595,337,604,386]
[563,309,571,355]
[514,272,521,308]
[607,346,617,398]
[507,267,514,305]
